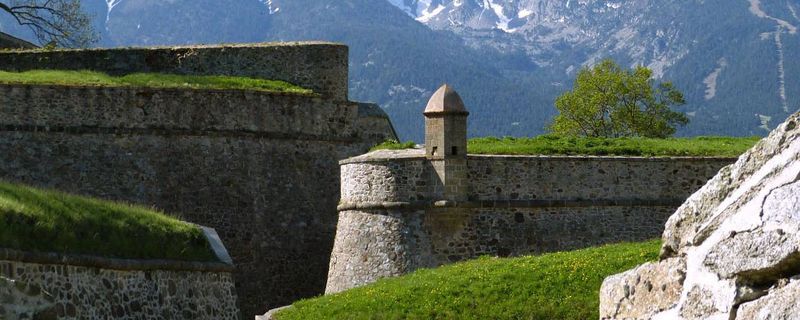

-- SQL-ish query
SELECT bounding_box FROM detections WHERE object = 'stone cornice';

[0,248,235,273]
[337,198,686,211]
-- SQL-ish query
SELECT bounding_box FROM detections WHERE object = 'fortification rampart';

[0,42,348,100]
[0,31,37,50]
[0,84,357,137]
[0,76,395,315]
[326,149,734,293]
[0,248,238,319]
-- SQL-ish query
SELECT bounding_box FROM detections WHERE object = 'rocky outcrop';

[599,258,686,319]
[600,112,800,319]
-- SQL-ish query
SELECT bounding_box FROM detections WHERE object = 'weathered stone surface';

[704,229,800,280]
[423,84,468,115]
[0,276,56,320]
[599,112,800,319]
[737,280,800,320]
[1,258,239,320]
[660,115,800,258]
[599,258,685,320]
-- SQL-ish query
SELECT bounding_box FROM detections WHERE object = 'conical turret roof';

[424,84,469,115]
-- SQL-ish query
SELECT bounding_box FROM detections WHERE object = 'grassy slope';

[0,181,216,261]
[277,239,660,320]
[374,135,759,157]
[0,70,313,94]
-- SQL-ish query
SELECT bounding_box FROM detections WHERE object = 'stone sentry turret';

[424,84,469,202]
[326,83,732,294]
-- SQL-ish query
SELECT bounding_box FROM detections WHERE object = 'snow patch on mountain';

[389,0,439,19]
[757,114,772,131]
[775,28,789,113]
[749,0,795,112]
[703,58,728,100]
[388,84,428,97]
[417,4,445,23]
[748,0,797,34]
[105,0,124,23]
[264,0,280,14]
[790,3,800,22]
[483,0,515,32]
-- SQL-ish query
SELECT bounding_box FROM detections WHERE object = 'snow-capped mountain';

[1,0,798,141]
[388,0,689,76]
[389,0,800,136]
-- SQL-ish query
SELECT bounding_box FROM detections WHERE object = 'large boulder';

[600,112,800,319]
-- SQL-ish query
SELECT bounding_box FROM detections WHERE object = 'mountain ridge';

[1,0,798,141]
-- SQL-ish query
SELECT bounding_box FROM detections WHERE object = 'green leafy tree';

[0,0,97,48]
[548,59,689,138]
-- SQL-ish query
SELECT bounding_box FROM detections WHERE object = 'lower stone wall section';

[0,131,376,317]
[0,259,238,319]
[326,205,674,293]
[0,276,56,319]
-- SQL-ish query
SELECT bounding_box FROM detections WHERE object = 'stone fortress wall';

[0,31,37,50]
[325,86,736,293]
[0,248,238,319]
[0,42,349,100]
[0,43,396,317]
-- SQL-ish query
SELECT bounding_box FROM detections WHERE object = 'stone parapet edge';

[0,124,360,143]
[0,83,319,97]
[467,154,739,161]
[339,154,425,165]
[2,41,345,53]
[337,198,685,211]
[0,248,235,273]
[340,153,738,165]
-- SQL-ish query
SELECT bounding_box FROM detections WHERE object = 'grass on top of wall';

[0,180,217,262]
[372,135,759,157]
[0,70,313,94]
[276,239,661,320]
[370,139,417,151]
[468,135,759,157]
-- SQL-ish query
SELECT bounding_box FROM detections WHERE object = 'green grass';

[468,135,758,157]
[0,70,313,94]
[372,135,759,157]
[276,239,661,320]
[0,180,217,261]
[370,140,417,151]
